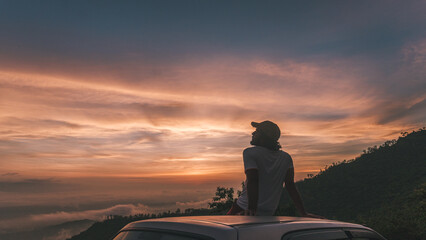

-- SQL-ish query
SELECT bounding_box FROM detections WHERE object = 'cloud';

[31,203,150,222]
[43,228,83,240]
[358,96,426,125]
[0,1,424,73]
[0,52,421,182]
[176,199,211,209]
[0,178,76,193]
[376,99,426,125]
[0,117,84,132]
[0,55,374,129]
[1,172,19,177]
[0,72,257,126]
[0,204,151,233]
[402,39,426,71]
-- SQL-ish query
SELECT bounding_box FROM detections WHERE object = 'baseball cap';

[251,120,281,141]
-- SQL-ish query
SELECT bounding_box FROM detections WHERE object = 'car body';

[112,216,386,240]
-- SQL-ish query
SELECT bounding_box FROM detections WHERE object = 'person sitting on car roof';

[227,120,323,217]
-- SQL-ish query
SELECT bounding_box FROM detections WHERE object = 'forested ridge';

[68,129,426,240]
[278,128,426,239]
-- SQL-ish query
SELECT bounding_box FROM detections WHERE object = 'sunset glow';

[0,1,425,234]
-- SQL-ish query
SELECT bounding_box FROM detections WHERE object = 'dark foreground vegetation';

[278,128,426,239]
[69,129,426,240]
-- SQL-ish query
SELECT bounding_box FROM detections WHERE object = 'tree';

[208,186,234,214]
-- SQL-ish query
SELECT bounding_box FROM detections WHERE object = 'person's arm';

[245,168,259,215]
[284,168,324,218]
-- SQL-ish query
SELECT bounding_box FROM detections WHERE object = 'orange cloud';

[0,53,423,197]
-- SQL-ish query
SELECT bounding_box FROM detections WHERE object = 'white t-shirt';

[236,146,294,216]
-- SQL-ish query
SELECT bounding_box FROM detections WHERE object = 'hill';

[0,219,95,240]
[277,128,426,239]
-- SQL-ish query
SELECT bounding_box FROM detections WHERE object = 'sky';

[0,0,425,234]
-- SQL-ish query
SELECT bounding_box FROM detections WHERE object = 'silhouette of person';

[227,121,323,217]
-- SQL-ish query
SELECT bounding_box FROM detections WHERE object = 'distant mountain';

[0,219,95,240]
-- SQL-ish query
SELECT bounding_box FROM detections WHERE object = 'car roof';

[122,216,372,239]
[124,215,367,228]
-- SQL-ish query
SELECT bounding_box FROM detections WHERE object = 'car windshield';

[113,230,206,240]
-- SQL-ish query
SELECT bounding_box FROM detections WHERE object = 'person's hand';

[239,209,256,216]
[301,212,326,219]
